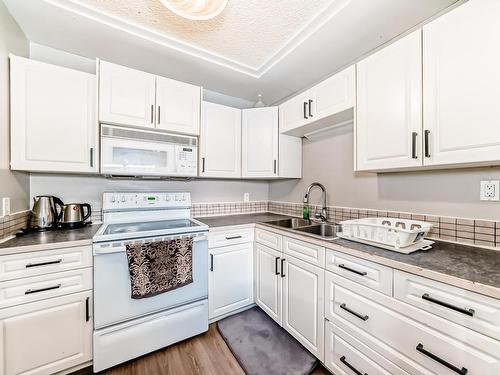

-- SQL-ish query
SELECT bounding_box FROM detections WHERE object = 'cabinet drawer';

[331,274,500,375]
[0,268,92,309]
[208,227,254,248]
[0,246,92,282]
[255,229,282,251]
[394,270,500,340]
[324,320,410,375]
[283,236,325,267]
[326,249,392,295]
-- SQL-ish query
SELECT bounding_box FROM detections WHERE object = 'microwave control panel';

[176,145,197,174]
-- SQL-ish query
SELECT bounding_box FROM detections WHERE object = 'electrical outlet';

[243,193,250,202]
[480,180,500,201]
[2,197,10,216]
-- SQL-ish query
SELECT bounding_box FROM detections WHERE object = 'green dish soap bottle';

[303,195,309,220]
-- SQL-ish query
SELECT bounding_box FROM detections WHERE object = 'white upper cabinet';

[199,101,241,178]
[99,61,201,135]
[99,61,156,128]
[242,107,279,178]
[356,30,422,171]
[155,76,201,135]
[423,0,500,167]
[279,66,355,137]
[279,90,311,134]
[10,56,98,173]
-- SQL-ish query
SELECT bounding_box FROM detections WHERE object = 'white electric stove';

[92,192,209,372]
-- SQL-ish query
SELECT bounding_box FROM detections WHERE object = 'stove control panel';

[103,192,191,210]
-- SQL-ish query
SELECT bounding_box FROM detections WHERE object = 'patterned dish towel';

[125,238,194,299]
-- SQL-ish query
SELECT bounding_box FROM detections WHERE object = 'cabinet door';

[199,101,241,178]
[423,0,500,166]
[0,291,92,375]
[155,76,201,135]
[279,90,311,133]
[208,243,253,320]
[254,243,282,325]
[356,30,422,171]
[278,134,302,178]
[242,107,278,178]
[282,256,324,360]
[99,60,156,128]
[10,55,97,173]
[311,65,355,120]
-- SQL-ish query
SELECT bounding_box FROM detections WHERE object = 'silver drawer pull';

[25,284,62,295]
[25,259,62,268]
[225,235,242,240]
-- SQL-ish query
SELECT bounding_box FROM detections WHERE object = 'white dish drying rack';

[338,217,434,254]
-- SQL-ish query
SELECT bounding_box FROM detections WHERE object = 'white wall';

[30,174,269,208]
[269,124,500,221]
[0,2,30,214]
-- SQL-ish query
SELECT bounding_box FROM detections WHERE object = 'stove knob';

[182,195,187,201]
[111,196,116,203]
[121,196,126,202]
[166,195,171,202]
[174,196,179,201]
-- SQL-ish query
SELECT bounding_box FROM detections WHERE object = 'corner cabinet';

[356,30,422,171]
[199,101,241,178]
[10,55,98,173]
[99,60,201,135]
[422,0,500,167]
[279,66,355,137]
[242,107,278,178]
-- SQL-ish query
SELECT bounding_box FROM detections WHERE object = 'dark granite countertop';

[0,224,100,255]
[196,212,500,298]
[197,213,291,228]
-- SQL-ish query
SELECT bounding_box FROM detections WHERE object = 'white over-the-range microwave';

[100,124,198,178]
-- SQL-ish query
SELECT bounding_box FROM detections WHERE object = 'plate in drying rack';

[337,234,434,254]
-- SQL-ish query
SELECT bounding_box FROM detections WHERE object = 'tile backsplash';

[3,201,500,250]
[0,211,30,240]
[267,201,500,249]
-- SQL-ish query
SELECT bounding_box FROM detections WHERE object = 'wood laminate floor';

[73,324,331,375]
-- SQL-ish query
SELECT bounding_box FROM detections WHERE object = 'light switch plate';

[480,180,500,201]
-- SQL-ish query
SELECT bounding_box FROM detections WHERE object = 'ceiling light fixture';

[160,0,228,21]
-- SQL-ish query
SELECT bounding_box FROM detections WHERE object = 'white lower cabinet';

[0,291,92,375]
[328,272,500,375]
[255,242,282,325]
[282,255,324,361]
[208,235,253,320]
[324,320,410,375]
[254,230,325,361]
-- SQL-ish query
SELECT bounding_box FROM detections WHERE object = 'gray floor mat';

[217,307,318,375]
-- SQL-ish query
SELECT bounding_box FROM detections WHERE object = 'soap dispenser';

[302,195,309,220]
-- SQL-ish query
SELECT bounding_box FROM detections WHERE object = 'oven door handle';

[94,235,208,255]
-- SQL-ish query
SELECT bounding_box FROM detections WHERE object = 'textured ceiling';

[80,0,332,67]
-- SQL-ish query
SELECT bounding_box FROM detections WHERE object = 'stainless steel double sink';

[262,218,338,241]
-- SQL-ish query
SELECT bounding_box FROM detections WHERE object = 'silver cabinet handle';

[202,157,205,173]
[151,104,154,124]
[157,106,161,124]
[90,147,94,167]
[273,159,277,174]
[225,235,242,240]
